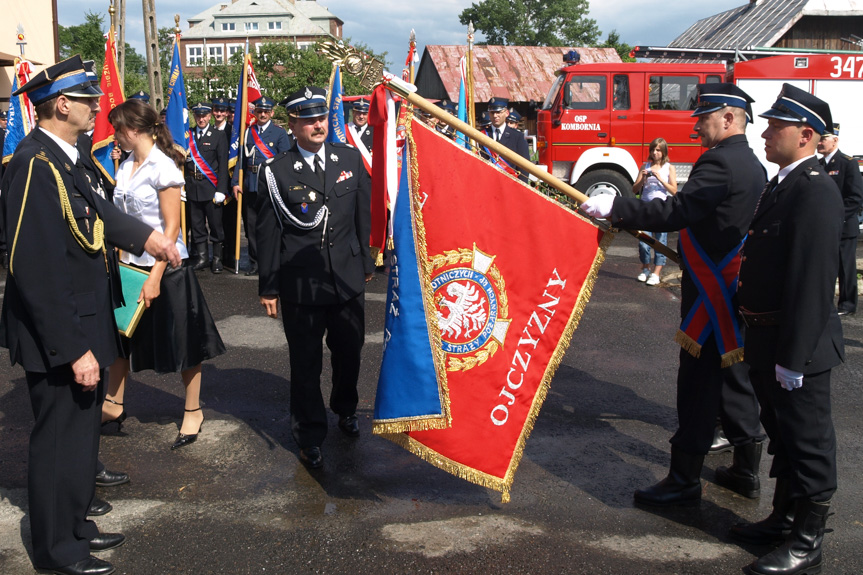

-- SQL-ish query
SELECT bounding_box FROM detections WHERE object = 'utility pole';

[142,0,164,109]
[117,0,126,85]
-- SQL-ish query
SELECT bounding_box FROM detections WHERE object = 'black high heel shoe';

[171,407,204,450]
[101,398,127,433]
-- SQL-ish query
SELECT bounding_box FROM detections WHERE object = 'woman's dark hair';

[648,137,669,166]
[108,98,184,167]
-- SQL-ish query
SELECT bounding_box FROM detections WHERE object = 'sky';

[57,0,745,66]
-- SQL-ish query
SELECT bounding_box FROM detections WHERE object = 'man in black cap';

[231,96,291,275]
[256,86,373,469]
[211,96,232,137]
[212,96,237,269]
[506,109,521,131]
[487,96,529,161]
[348,97,373,151]
[186,102,229,273]
[0,55,181,575]
[581,83,766,507]
[732,84,844,575]
[816,123,863,316]
[435,99,458,139]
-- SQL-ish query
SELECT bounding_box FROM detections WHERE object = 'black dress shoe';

[39,556,115,575]
[86,497,112,517]
[94,469,129,487]
[338,415,360,437]
[299,447,323,469]
[245,264,258,276]
[838,309,855,316]
[89,533,125,552]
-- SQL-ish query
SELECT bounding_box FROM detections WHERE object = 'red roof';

[418,45,623,103]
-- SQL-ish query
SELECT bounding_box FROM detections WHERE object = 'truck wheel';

[575,169,634,198]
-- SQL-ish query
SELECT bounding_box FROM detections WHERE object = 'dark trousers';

[222,198,239,265]
[189,199,224,245]
[26,368,103,568]
[670,333,764,454]
[241,191,258,266]
[282,296,364,448]
[750,367,837,501]
[837,235,858,312]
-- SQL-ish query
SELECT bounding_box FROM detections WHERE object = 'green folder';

[114,263,149,338]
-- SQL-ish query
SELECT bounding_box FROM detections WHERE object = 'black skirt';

[123,262,226,374]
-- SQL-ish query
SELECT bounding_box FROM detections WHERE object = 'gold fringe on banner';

[674,330,702,358]
[379,120,615,501]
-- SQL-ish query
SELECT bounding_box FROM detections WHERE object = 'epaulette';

[265,151,289,165]
[329,142,351,149]
[841,153,854,161]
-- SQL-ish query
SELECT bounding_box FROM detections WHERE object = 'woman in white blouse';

[101,99,225,450]
[631,138,678,286]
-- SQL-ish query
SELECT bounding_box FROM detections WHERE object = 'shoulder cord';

[265,165,329,248]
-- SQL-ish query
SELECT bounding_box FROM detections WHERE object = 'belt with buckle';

[248,165,259,173]
[739,307,782,327]
[192,173,205,180]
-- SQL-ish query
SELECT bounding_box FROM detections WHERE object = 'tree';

[599,30,636,63]
[459,0,600,47]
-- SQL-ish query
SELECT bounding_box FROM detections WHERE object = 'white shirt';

[822,149,838,165]
[776,154,816,185]
[39,127,79,164]
[297,144,325,172]
[113,146,188,266]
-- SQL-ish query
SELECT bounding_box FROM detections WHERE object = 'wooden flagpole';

[234,49,251,274]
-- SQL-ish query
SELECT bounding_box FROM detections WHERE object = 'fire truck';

[536,48,863,197]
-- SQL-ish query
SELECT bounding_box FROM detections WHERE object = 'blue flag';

[228,68,244,169]
[3,60,34,163]
[165,39,189,152]
[456,76,469,149]
[326,65,347,144]
[373,145,451,432]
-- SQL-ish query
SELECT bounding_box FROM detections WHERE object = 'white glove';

[775,364,803,391]
[580,195,615,219]
[214,192,226,204]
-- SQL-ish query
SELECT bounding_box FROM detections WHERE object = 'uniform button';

[748,230,753,236]
[49,350,57,356]
[738,281,743,288]
[329,242,334,247]
[329,227,334,232]
[762,229,768,234]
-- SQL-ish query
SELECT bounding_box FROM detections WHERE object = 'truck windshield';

[542,75,566,110]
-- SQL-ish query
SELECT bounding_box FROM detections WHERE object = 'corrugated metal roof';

[416,45,622,103]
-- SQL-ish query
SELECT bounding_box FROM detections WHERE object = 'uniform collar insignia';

[294,161,303,172]
[330,153,338,164]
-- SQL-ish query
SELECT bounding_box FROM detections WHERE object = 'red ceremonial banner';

[381,118,610,501]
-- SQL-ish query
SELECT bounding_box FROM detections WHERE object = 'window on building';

[208,45,223,64]
[227,44,243,60]
[296,41,313,50]
[221,22,235,31]
[268,21,281,30]
[648,76,700,111]
[245,22,259,31]
[186,45,203,67]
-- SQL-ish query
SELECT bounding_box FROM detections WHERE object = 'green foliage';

[599,30,636,63]
[459,0,600,46]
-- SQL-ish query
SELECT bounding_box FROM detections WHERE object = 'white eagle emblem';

[294,161,303,172]
[330,153,339,163]
[436,281,488,340]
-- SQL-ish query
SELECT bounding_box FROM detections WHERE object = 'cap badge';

[305,88,313,100]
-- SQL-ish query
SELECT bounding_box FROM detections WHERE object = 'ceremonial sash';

[188,132,219,188]
[675,228,745,367]
[250,126,275,159]
[346,124,372,175]
[482,145,518,177]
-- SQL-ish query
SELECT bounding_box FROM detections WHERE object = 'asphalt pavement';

[1,234,861,574]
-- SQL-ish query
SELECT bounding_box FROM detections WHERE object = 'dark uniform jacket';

[255,141,373,305]
[186,125,229,202]
[0,128,153,372]
[610,133,766,319]
[823,149,863,239]
[738,157,845,374]
[231,122,292,194]
[353,124,373,151]
[495,124,530,162]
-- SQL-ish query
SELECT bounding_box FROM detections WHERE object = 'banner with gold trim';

[373,117,610,501]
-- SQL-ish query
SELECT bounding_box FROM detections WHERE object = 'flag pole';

[234,49,251,274]
[408,30,416,84]
[173,16,187,245]
[110,2,120,174]
[384,79,679,263]
[466,22,475,137]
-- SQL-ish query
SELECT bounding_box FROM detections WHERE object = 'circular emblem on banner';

[430,245,511,371]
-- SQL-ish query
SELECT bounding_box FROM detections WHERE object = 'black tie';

[819,156,827,167]
[754,176,778,216]
[495,129,501,141]
[315,157,325,188]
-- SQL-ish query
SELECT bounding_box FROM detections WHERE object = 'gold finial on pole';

[174,14,181,36]
[16,24,27,57]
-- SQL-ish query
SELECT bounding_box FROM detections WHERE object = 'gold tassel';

[675,330,702,358]
[720,347,745,368]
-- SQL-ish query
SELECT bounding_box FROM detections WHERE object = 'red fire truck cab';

[537,52,863,197]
